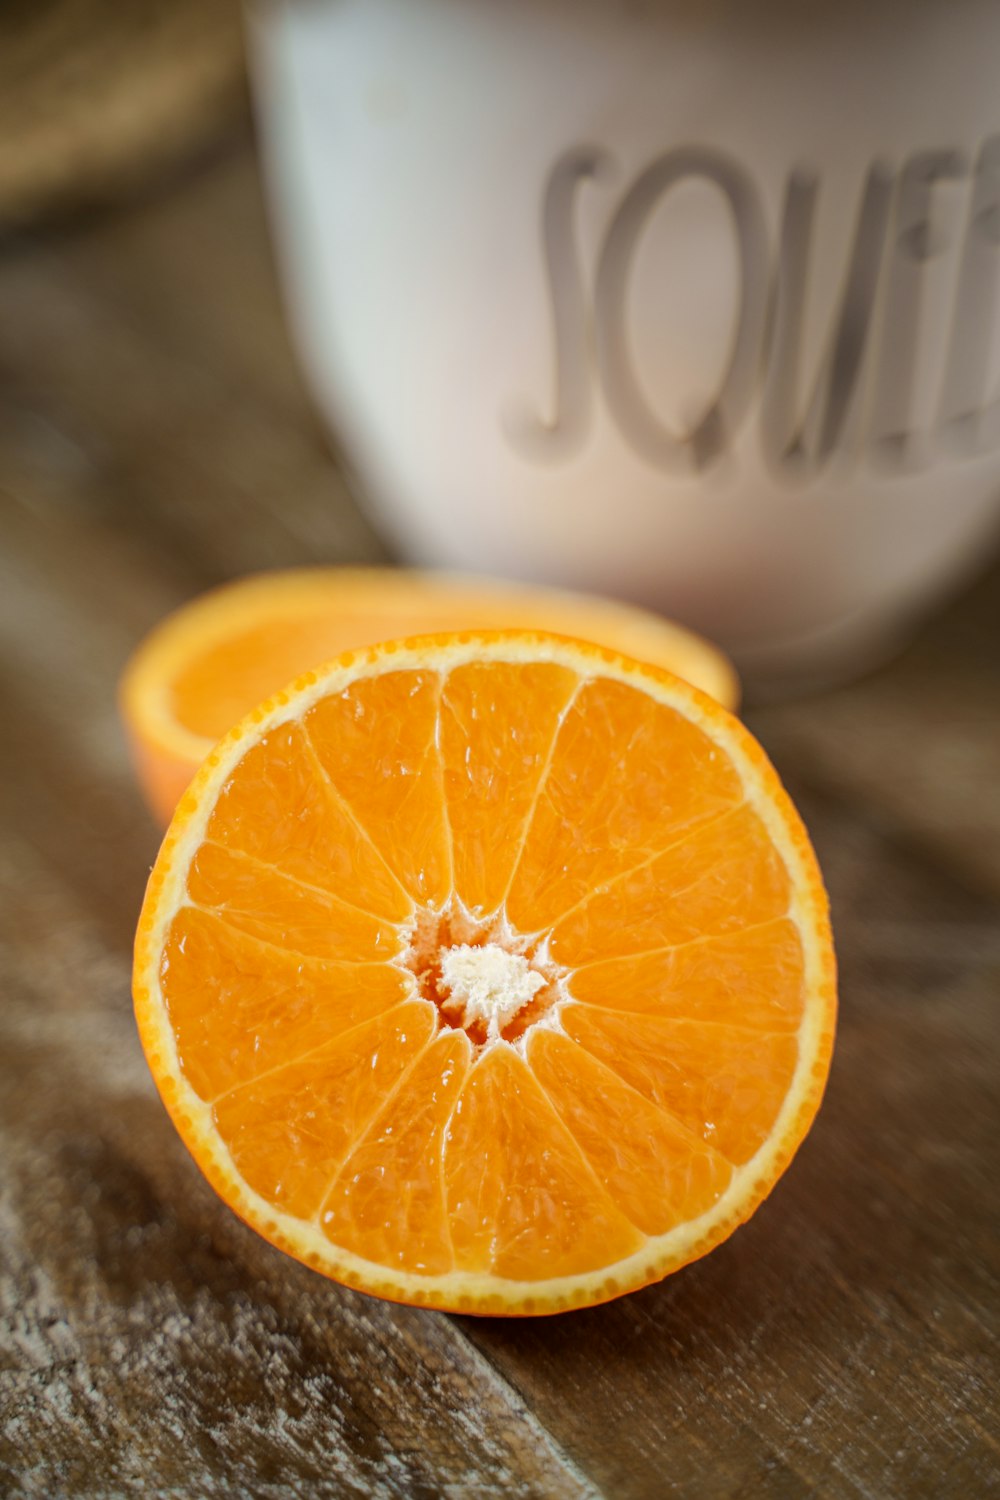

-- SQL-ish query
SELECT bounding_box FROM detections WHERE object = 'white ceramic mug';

[250,0,1000,690]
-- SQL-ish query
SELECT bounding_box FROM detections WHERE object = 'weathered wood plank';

[0,0,246,233]
[750,564,1000,901]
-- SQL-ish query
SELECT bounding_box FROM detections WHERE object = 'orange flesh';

[153,655,822,1287]
[169,602,730,746]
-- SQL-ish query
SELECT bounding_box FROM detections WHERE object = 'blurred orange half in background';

[119,568,739,824]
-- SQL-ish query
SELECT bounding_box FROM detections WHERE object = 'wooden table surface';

[1,136,998,1500]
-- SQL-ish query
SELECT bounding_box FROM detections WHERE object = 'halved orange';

[119,568,738,824]
[133,632,834,1316]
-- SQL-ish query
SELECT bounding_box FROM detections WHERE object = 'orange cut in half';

[133,632,834,1316]
[119,567,738,825]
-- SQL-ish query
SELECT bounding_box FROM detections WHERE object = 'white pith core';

[398,899,566,1050]
[440,943,547,1034]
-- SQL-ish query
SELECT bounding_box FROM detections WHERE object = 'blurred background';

[1,2,997,1496]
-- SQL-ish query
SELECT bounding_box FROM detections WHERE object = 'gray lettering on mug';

[593,148,768,473]
[509,134,1000,478]
[503,145,608,463]
[869,149,968,471]
[760,163,893,478]
[939,135,1000,456]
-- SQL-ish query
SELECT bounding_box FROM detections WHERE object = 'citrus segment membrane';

[134,635,835,1314]
[305,673,453,907]
[561,1007,800,1166]
[547,803,792,965]
[443,1044,645,1281]
[186,842,402,963]
[527,1030,734,1237]
[568,919,807,1031]
[204,723,413,923]
[505,678,745,934]
[320,1030,472,1277]
[159,906,411,1100]
[439,660,579,914]
[212,1001,435,1220]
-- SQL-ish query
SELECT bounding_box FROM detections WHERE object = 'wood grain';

[0,137,997,1498]
[0,0,247,233]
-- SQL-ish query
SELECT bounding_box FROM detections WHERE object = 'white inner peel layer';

[440,943,546,1033]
